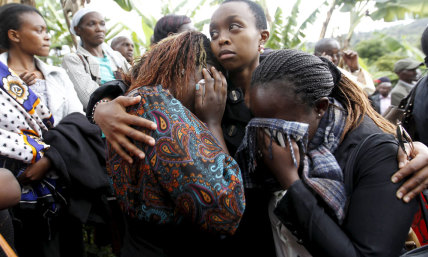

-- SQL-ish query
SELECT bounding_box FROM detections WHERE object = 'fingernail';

[127,158,133,164]
[139,153,145,159]
[391,176,398,183]
[396,191,403,199]
[149,138,155,145]
[195,83,200,90]
[399,161,405,168]
[404,196,410,203]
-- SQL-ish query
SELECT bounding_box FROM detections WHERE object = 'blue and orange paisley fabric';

[107,85,245,235]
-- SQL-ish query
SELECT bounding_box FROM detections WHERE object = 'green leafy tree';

[371,0,428,22]
[266,0,328,49]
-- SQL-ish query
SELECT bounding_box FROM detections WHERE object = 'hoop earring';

[259,44,265,54]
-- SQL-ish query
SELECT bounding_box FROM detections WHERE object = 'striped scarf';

[237,98,347,222]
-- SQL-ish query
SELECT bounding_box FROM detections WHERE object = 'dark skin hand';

[194,67,229,154]
[18,156,52,184]
[342,50,360,73]
[93,95,157,163]
[19,71,38,85]
[259,131,300,190]
[393,142,428,203]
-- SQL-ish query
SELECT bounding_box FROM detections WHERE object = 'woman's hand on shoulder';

[94,95,157,163]
[194,67,227,127]
[392,141,428,203]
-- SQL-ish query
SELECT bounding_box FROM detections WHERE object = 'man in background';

[314,38,375,95]
[391,58,423,106]
[111,36,134,65]
[369,76,392,115]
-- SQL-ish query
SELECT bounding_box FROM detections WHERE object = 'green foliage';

[266,0,327,50]
[354,32,424,80]
[372,0,428,22]
[113,0,133,11]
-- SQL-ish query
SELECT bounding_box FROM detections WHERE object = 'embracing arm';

[275,138,418,257]
[393,141,428,202]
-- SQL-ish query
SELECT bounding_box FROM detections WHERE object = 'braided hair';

[153,14,192,44]
[252,49,395,139]
[126,31,220,101]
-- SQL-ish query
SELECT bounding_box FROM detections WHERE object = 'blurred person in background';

[391,58,423,106]
[111,36,134,64]
[314,38,375,95]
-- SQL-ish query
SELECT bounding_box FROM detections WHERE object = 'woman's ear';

[315,97,329,118]
[260,30,270,45]
[7,29,20,44]
[74,26,81,37]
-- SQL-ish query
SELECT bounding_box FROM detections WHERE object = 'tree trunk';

[319,0,338,39]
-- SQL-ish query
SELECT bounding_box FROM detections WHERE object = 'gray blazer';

[391,80,413,106]
[62,43,130,110]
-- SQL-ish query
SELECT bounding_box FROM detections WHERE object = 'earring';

[259,44,265,54]
[318,113,322,117]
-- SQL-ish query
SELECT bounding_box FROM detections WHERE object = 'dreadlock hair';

[153,14,192,44]
[222,0,267,30]
[126,31,220,102]
[251,49,395,140]
[0,3,43,50]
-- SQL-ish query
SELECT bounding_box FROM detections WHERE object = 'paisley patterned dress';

[107,85,245,235]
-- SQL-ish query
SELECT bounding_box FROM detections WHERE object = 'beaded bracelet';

[91,99,109,124]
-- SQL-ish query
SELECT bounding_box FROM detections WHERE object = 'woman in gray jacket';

[62,8,130,110]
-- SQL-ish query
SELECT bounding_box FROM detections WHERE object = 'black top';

[413,75,428,145]
[274,116,418,257]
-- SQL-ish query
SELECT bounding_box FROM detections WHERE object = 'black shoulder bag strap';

[77,53,98,82]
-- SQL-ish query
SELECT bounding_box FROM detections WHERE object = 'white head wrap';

[70,8,99,36]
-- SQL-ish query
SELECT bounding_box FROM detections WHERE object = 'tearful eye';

[229,24,240,30]
[210,30,218,39]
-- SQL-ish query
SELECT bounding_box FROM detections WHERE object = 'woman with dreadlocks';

[106,31,244,257]
[238,49,418,257]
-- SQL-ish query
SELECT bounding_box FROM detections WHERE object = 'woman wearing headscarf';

[62,7,130,110]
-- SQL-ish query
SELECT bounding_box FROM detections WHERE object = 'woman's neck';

[229,58,259,97]
[83,43,104,57]
[6,48,37,73]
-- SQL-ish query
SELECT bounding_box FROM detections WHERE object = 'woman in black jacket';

[244,49,418,257]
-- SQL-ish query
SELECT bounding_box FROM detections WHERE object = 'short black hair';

[222,0,267,30]
[314,38,340,56]
[111,36,130,49]
[0,3,43,50]
[153,14,191,44]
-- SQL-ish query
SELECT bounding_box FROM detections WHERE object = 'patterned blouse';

[107,85,245,235]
